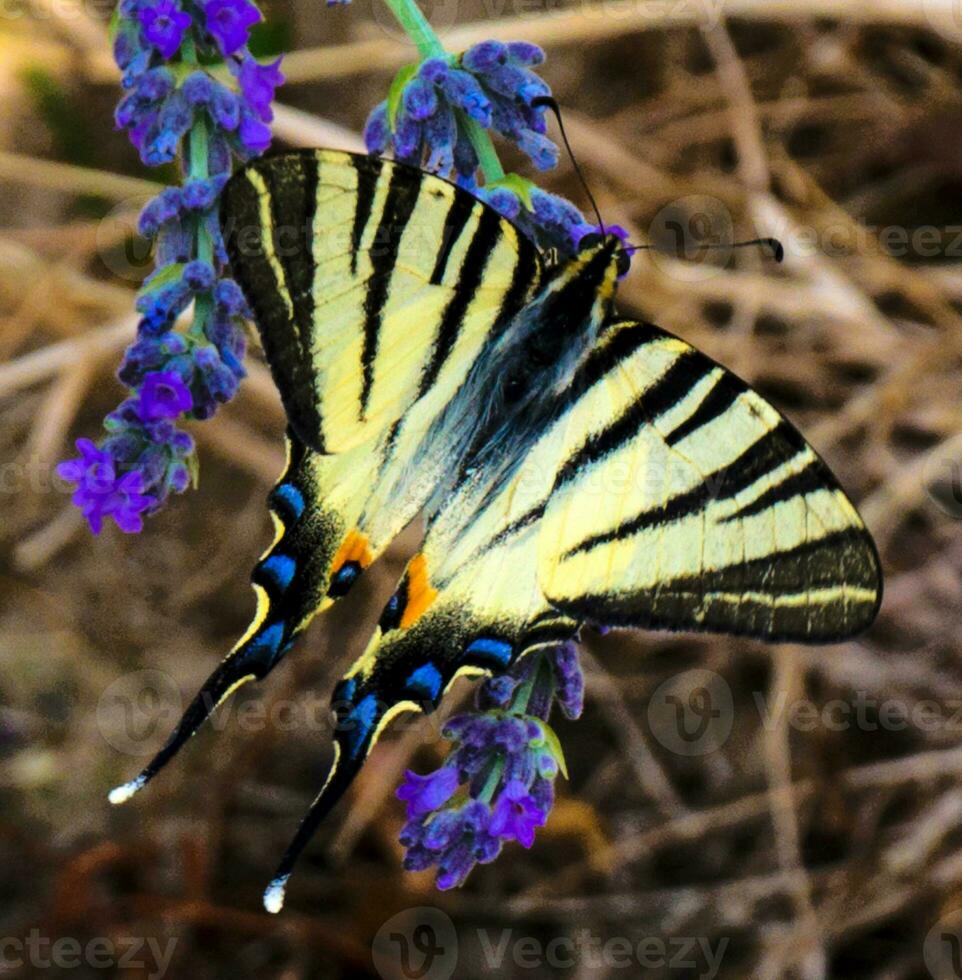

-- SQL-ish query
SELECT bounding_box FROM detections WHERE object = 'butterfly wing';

[221,148,541,454]
[261,449,579,909]
[537,319,882,642]
[112,155,542,803]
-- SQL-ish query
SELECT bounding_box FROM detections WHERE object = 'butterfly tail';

[263,694,385,913]
[108,620,292,804]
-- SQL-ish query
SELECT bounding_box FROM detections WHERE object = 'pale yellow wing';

[537,320,882,642]
[222,149,541,453]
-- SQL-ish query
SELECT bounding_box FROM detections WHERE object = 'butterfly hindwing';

[537,319,882,642]
[221,149,541,454]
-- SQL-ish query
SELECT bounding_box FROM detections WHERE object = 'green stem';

[181,34,213,336]
[478,755,505,804]
[460,116,505,183]
[510,652,552,716]
[381,0,444,59]
[379,0,506,184]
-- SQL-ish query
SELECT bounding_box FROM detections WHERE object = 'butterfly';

[110,148,883,912]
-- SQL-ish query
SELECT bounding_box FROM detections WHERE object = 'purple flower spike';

[236,55,285,123]
[489,779,548,848]
[63,0,280,532]
[204,0,262,56]
[138,371,194,422]
[548,640,585,719]
[238,109,272,155]
[57,440,156,535]
[139,0,192,60]
[396,766,460,818]
[364,102,391,155]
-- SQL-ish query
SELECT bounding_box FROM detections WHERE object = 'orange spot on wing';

[330,529,373,574]
[400,553,438,629]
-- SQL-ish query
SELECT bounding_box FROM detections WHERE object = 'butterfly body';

[111,149,882,911]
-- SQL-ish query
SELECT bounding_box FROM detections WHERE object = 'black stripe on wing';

[429,187,475,285]
[570,529,881,641]
[222,159,324,450]
[665,371,745,446]
[554,347,715,490]
[360,164,421,417]
[350,154,379,276]
[719,457,831,523]
[418,204,504,397]
[561,420,809,558]
[264,153,320,361]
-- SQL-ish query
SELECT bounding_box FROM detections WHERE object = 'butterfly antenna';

[624,236,785,263]
[532,95,606,234]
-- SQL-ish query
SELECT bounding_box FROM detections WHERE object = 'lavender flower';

[396,643,581,889]
[139,0,192,59]
[204,0,261,56]
[365,41,555,182]
[364,38,632,260]
[60,0,282,534]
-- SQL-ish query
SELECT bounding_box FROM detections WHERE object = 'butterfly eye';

[616,250,631,278]
[579,232,604,251]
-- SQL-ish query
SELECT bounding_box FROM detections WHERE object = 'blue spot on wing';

[248,621,286,665]
[465,637,513,668]
[328,561,361,598]
[404,662,443,701]
[332,677,357,705]
[260,554,296,592]
[273,483,305,520]
[343,693,380,759]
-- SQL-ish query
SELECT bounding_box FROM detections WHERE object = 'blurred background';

[3,0,962,977]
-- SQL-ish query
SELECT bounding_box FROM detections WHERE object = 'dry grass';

[2,3,962,978]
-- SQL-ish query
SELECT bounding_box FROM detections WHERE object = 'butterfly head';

[576,230,631,281]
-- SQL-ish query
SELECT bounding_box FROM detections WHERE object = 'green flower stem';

[379,0,506,183]
[510,651,553,716]
[478,755,505,804]
[182,34,213,335]
[460,115,505,183]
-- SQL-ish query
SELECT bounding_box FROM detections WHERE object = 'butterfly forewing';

[537,319,882,642]
[221,149,541,454]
